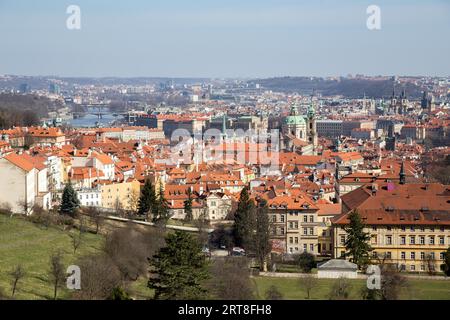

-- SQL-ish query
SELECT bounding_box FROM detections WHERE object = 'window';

[410,226,415,232]
[289,222,293,229]
[310,244,314,252]
[211,201,216,207]
[420,265,425,271]
[386,236,392,245]
[440,252,445,260]
[400,264,406,271]
[420,252,425,260]
[295,237,299,244]
[386,252,392,259]
[304,228,308,235]
[340,251,345,258]
[410,236,415,245]
[430,252,435,259]
[340,235,345,245]
[400,236,406,245]
[401,226,406,232]
[304,244,307,252]
[309,228,314,235]
[294,221,299,229]
[280,215,285,223]
[411,252,416,260]
[387,226,392,231]
[289,237,293,244]
[410,265,415,271]
[429,236,435,245]
[420,236,425,245]
[303,215,308,223]
[272,215,277,223]
[280,227,285,235]
[309,215,314,223]
[430,227,435,232]
[401,252,406,259]
[372,251,378,258]
[439,237,445,245]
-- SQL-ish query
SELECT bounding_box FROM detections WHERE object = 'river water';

[68,107,122,128]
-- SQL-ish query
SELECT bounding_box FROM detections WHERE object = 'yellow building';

[267,194,320,255]
[333,182,450,273]
[99,179,141,211]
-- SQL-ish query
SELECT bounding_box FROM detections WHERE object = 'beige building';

[333,182,450,273]
[99,179,141,211]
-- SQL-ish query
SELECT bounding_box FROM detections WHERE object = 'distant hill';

[251,77,424,99]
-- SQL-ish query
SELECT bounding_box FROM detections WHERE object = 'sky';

[0,0,449,78]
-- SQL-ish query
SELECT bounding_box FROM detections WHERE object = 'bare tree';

[265,285,283,300]
[299,274,318,299]
[48,252,66,300]
[328,277,352,300]
[425,254,437,276]
[72,255,122,300]
[85,207,103,234]
[207,257,254,300]
[69,232,82,255]
[128,190,140,214]
[10,265,25,297]
[17,199,35,215]
[104,225,165,281]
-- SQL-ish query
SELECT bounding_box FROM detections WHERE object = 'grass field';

[1,213,449,300]
[253,276,450,300]
[0,214,104,300]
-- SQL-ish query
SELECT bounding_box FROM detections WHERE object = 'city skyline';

[1,0,450,78]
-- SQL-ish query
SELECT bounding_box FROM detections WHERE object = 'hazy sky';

[0,0,449,78]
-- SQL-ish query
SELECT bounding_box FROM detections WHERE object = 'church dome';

[284,115,306,125]
[284,104,306,126]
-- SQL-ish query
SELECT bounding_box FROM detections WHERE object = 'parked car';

[231,247,246,256]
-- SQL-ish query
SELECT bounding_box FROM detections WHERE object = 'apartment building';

[332,182,450,272]
[267,194,320,255]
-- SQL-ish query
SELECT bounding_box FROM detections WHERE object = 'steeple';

[222,112,227,141]
[399,161,406,185]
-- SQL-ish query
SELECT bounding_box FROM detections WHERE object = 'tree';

[207,257,254,300]
[148,231,209,300]
[85,206,103,234]
[344,210,372,269]
[296,252,316,273]
[265,285,283,300]
[361,264,408,300]
[442,247,450,276]
[48,252,66,300]
[255,199,271,271]
[10,265,25,297]
[59,181,80,217]
[104,225,165,281]
[69,231,82,255]
[183,188,193,222]
[72,255,122,300]
[233,187,255,250]
[299,274,318,299]
[109,287,132,300]
[137,179,156,218]
[425,254,437,276]
[328,277,352,300]
[153,184,170,225]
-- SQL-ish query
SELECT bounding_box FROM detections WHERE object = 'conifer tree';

[233,187,255,250]
[137,179,156,217]
[184,188,193,222]
[344,210,372,269]
[153,184,170,224]
[59,180,80,217]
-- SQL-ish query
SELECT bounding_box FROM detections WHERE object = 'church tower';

[306,97,318,154]
[282,104,306,140]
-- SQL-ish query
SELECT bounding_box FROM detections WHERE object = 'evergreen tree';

[148,231,209,300]
[137,179,157,217]
[443,246,450,276]
[184,188,193,222]
[233,187,255,250]
[153,184,170,224]
[255,199,271,271]
[59,181,80,217]
[344,210,372,269]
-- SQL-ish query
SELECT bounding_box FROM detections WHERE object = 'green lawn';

[253,276,450,300]
[0,214,104,300]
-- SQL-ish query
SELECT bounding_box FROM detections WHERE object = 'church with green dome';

[281,100,318,154]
